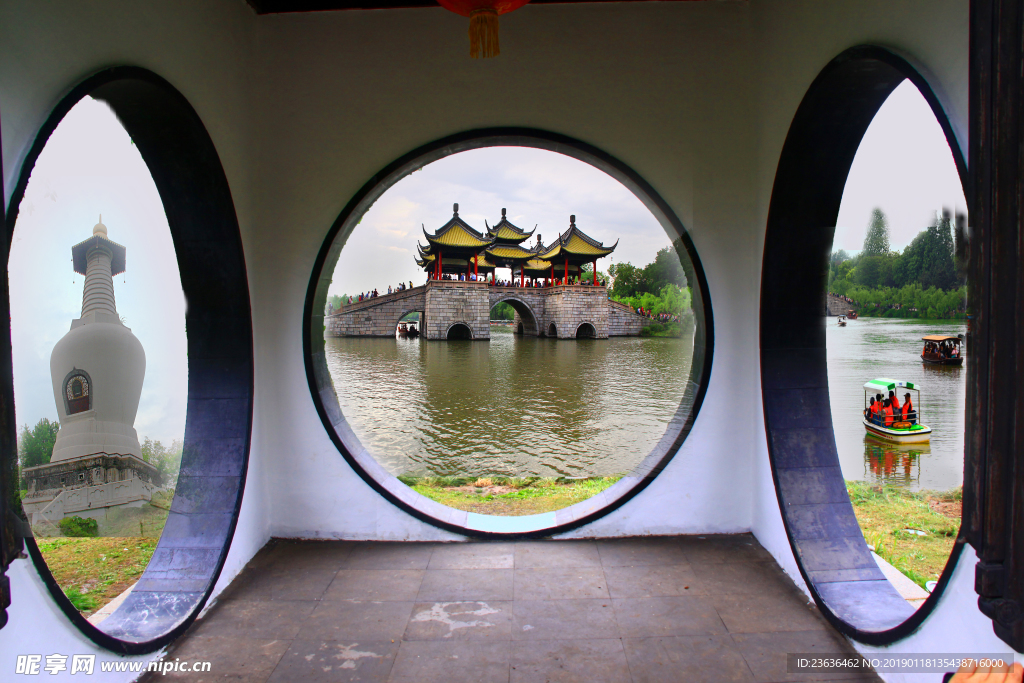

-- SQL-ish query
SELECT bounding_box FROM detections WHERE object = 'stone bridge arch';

[489,293,540,336]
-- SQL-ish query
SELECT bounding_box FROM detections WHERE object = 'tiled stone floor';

[142,535,880,682]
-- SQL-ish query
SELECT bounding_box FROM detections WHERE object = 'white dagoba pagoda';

[22,217,160,527]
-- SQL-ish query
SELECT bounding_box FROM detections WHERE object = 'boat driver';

[902,393,916,424]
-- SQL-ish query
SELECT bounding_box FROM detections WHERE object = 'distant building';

[22,217,159,530]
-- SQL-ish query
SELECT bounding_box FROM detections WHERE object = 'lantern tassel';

[469,9,499,59]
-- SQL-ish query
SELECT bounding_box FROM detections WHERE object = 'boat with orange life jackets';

[862,378,931,444]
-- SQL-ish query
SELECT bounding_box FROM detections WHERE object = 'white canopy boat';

[862,377,932,444]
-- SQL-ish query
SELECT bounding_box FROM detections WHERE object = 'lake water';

[826,317,966,492]
[325,326,693,478]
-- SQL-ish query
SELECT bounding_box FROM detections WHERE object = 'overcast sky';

[7,80,962,442]
[328,147,668,297]
[9,97,187,444]
[835,79,967,253]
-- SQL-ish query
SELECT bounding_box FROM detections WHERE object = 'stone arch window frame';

[304,127,715,539]
[547,322,558,337]
[760,45,967,644]
[61,368,94,416]
[0,66,253,653]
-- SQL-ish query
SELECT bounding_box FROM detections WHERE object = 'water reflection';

[862,437,925,487]
[326,326,693,478]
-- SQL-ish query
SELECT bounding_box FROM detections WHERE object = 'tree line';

[608,242,693,318]
[829,208,967,319]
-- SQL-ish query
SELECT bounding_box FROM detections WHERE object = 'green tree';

[644,245,688,291]
[862,208,891,256]
[609,262,648,299]
[490,302,515,320]
[893,212,956,291]
[18,418,59,468]
[142,437,183,486]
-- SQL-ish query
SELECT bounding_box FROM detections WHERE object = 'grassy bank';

[846,481,961,589]
[35,537,157,615]
[399,476,620,516]
[31,489,173,616]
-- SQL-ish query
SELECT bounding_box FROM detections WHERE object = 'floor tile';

[428,542,515,569]
[404,600,513,641]
[323,569,424,601]
[261,566,340,601]
[712,593,827,634]
[732,630,881,681]
[515,541,602,568]
[622,635,755,683]
[511,638,631,682]
[389,640,512,683]
[596,537,690,567]
[192,600,317,640]
[417,569,514,601]
[691,560,795,595]
[298,600,415,641]
[266,639,399,682]
[613,596,727,638]
[681,535,775,564]
[603,564,703,598]
[266,541,356,572]
[512,599,619,640]
[154,634,290,680]
[340,542,436,570]
[514,567,609,600]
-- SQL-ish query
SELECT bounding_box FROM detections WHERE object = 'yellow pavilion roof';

[486,209,535,244]
[485,244,536,261]
[538,216,617,261]
[422,203,494,250]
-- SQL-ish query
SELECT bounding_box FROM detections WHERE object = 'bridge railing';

[331,285,426,315]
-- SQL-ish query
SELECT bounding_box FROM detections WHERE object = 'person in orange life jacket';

[865,397,876,421]
[902,393,915,424]
[889,390,901,416]
[880,398,894,427]
[870,394,883,425]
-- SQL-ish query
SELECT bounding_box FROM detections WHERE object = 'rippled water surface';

[826,317,966,491]
[326,326,693,477]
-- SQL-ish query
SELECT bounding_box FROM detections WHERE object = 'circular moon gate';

[6,68,253,653]
[761,46,966,643]
[305,129,714,537]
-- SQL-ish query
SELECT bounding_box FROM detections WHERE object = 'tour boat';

[862,378,932,444]
[921,334,964,366]
[847,309,858,320]
[837,315,847,327]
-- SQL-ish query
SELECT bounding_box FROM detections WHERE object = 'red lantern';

[437,0,530,59]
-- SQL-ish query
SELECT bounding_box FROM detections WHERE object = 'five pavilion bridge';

[326,280,647,340]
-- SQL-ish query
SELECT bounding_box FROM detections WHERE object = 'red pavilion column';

[564,258,568,283]
[593,260,597,285]
[474,254,478,279]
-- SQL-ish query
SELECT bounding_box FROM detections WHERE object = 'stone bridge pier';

[327,280,647,340]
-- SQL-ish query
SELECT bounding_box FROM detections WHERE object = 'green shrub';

[58,516,99,538]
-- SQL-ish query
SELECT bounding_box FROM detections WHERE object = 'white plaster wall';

[1,1,1018,680]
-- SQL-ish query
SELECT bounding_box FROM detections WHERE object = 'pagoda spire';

[72,215,128,320]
